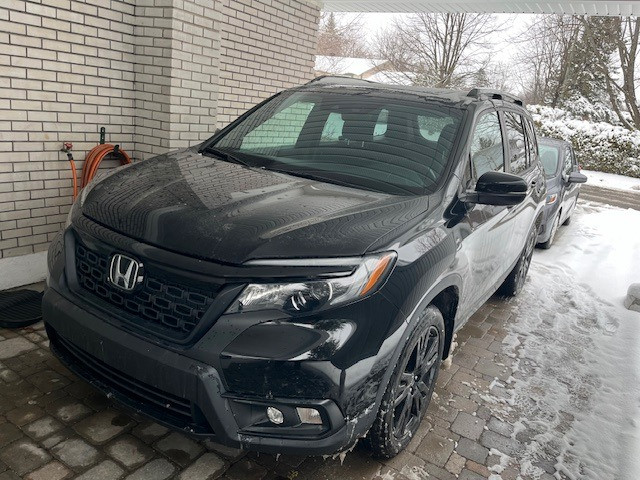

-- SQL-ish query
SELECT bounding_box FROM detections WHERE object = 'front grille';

[49,327,213,434]
[75,240,218,341]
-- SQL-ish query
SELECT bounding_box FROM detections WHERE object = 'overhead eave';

[319,1,640,15]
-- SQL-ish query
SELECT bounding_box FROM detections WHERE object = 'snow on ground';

[497,201,640,479]
[582,170,640,193]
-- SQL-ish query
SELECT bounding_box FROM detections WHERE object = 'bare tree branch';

[373,13,502,88]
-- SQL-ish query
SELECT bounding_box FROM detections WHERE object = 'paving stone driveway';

[0,294,554,480]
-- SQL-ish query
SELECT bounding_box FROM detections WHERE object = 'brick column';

[133,0,220,159]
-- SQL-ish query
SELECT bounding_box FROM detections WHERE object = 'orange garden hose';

[68,143,131,199]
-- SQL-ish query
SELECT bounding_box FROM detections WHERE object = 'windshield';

[539,144,560,177]
[208,90,464,195]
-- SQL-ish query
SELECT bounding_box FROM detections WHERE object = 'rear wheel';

[499,226,536,296]
[369,305,444,458]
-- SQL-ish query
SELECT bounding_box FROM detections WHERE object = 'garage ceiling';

[320,1,640,15]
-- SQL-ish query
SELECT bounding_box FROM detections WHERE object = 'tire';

[498,226,536,297]
[369,305,445,458]
[539,213,560,250]
[562,215,571,226]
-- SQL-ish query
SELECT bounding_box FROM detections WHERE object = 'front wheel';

[499,226,536,296]
[369,305,444,458]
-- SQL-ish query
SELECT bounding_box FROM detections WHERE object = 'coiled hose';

[67,143,131,199]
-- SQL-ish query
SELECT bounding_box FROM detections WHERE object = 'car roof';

[297,76,526,110]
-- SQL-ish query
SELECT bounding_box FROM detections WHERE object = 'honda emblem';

[108,254,143,291]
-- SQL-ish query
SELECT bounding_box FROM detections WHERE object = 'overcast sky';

[341,12,537,67]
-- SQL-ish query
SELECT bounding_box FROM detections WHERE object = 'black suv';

[44,77,545,458]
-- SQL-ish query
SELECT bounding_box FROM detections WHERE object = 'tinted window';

[504,111,528,175]
[563,148,573,175]
[470,111,505,177]
[524,118,538,165]
[240,101,314,150]
[321,112,344,142]
[374,109,388,137]
[418,114,458,141]
[213,91,464,195]
[539,144,560,177]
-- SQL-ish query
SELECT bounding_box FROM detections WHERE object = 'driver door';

[458,110,514,312]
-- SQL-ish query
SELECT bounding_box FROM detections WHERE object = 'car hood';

[81,148,428,264]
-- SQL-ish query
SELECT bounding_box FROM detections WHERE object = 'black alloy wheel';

[369,305,444,458]
[391,325,440,439]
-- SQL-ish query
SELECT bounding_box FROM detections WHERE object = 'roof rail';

[305,75,377,86]
[467,88,524,106]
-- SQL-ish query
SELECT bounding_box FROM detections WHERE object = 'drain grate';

[0,289,43,329]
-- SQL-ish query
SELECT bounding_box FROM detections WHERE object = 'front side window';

[563,148,574,175]
[504,111,528,175]
[211,91,464,195]
[470,111,505,178]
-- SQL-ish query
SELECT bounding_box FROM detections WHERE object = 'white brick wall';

[1,0,138,259]
[216,0,319,126]
[0,0,319,261]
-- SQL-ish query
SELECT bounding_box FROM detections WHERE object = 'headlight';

[226,252,397,315]
[546,193,558,205]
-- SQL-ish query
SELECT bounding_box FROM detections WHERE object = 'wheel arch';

[368,275,462,427]
[430,286,460,360]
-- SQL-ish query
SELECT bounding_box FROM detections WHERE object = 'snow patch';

[498,203,640,479]
[624,283,640,312]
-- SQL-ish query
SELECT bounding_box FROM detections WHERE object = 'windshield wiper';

[201,147,253,168]
[265,167,365,191]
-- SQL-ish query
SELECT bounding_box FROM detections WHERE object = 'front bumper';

[44,287,378,454]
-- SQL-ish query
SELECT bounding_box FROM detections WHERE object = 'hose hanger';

[64,128,132,200]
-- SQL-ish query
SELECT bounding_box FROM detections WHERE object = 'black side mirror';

[567,171,587,184]
[214,128,221,135]
[464,171,528,206]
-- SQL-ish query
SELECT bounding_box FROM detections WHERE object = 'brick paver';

[0,294,571,479]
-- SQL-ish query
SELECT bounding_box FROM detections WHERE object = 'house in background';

[314,56,415,85]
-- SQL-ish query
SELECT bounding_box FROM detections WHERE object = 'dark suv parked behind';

[44,77,545,458]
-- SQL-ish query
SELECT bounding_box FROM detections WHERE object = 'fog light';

[296,407,322,425]
[266,406,284,425]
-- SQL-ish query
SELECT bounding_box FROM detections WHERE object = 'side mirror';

[214,128,221,135]
[465,171,528,206]
[567,171,587,184]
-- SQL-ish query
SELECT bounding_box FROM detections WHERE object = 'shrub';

[528,104,640,178]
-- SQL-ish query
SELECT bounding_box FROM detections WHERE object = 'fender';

[370,273,462,419]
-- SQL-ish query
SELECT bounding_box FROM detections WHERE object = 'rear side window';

[321,112,344,142]
[504,111,528,175]
[374,109,388,137]
[470,111,505,177]
[418,114,458,141]
[523,118,538,165]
